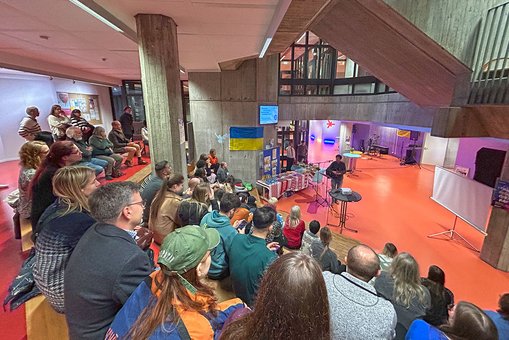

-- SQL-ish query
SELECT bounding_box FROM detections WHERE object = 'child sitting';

[300,220,320,256]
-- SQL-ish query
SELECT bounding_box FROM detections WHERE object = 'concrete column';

[481,152,509,271]
[135,14,186,176]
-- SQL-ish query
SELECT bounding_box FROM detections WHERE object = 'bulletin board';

[57,92,102,124]
[263,147,281,177]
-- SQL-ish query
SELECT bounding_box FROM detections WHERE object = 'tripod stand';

[427,216,480,252]
[311,169,327,207]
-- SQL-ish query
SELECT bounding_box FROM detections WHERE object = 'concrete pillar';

[481,152,509,271]
[135,14,186,176]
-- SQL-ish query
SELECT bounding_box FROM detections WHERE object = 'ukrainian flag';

[229,127,264,151]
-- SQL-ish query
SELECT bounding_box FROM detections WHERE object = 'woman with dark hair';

[34,166,98,313]
[407,301,498,340]
[17,141,49,220]
[30,141,83,236]
[178,182,211,226]
[310,226,345,274]
[47,104,70,141]
[374,252,431,339]
[70,108,94,141]
[422,265,455,326]
[220,252,330,340]
[485,293,509,339]
[106,226,244,339]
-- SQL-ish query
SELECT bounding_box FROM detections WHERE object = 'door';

[421,133,448,166]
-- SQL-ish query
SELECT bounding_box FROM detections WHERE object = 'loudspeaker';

[473,147,506,188]
[404,149,417,164]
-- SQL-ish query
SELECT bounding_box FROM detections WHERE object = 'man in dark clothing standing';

[65,182,152,340]
[119,106,134,140]
[326,154,347,190]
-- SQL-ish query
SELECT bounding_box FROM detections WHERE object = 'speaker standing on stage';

[326,154,347,192]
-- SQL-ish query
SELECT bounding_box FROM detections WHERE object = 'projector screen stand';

[427,216,480,252]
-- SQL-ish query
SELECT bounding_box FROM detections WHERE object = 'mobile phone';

[237,219,249,230]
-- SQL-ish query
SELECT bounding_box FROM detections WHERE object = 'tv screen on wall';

[259,105,278,125]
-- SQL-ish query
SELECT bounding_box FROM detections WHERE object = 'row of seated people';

[10,142,508,339]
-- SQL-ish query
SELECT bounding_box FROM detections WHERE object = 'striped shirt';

[18,115,41,140]
[70,116,91,131]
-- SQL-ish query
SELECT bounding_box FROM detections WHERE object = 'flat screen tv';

[259,105,278,125]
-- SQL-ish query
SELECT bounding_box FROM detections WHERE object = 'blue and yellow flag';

[229,127,264,150]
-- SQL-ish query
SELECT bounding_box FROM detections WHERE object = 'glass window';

[127,96,145,122]
[306,85,317,95]
[296,32,307,45]
[353,83,375,94]
[293,47,306,79]
[333,85,352,95]
[280,47,292,79]
[307,46,319,79]
[308,32,320,45]
[293,85,305,95]
[124,81,143,95]
[319,47,334,79]
[279,85,291,95]
[336,52,347,78]
[319,85,331,95]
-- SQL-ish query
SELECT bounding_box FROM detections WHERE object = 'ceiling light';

[69,0,123,32]
[259,37,272,59]
[180,68,185,74]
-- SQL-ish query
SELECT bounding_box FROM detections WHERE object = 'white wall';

[0,71,113,162]
[421,133,449,166]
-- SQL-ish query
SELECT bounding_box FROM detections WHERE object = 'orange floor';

[276,154,509,310]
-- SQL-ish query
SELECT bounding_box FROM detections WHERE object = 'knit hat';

[158,225,219,275]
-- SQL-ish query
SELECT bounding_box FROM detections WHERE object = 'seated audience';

[407,301,498,340]
[246,195,257,211]
[324,244,397,339]
[178,200,209,227]
[30,141,82,234]
[209,148,219,173]
[266,196,284,226]
[141,120,149,146]
[17,141,48,220]
[375,252,431,339]
[140,160,172,225]
[190,182,213,209]
[70,109,94,141]
[183,177,201,198]
[422,265,455,326]
[34,131,55,147]
[34,166,98,313]
[221,252,330,339]
[311,227,345,274]
[229,207,278,306]
[108,120,147,166]
[217,162,229,183]
[18,105,42,141]
[47,104,71,141]
[485,293,509,340]
[196,157,216,183]
[89,126,124,179]
[378,242,398,271]
[106,226,244,339]
[231,192,253,225]
[148,174,184,244]
[211,188,224,211]
[200,193,241,280]
[283,205,305,249]
[66,126,108,177]
[300,219,320,256]
[64,182,152,339]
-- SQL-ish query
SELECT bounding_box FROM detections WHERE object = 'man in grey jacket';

[64,182,152,340]
[323,244,397,340]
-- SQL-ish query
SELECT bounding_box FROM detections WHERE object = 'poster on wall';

[263,147,280,177]
[56,92,102,124]
[492,179,509,211]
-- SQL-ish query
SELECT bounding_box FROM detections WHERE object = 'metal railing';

[469,2,509,104]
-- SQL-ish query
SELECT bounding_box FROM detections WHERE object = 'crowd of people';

[8,104,509,339]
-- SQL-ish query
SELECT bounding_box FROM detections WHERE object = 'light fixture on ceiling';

[69,0,123,32]
[180,68,185,74]
[259,0,292,59]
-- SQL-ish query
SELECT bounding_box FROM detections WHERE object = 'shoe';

[105,175,114,180]
[125,160,133,167]
[138,159,148,165]
[112,171,122,178]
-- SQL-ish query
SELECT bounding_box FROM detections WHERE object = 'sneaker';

[125,160,133,167]
[138,159,148,165]
[105,175,114,180]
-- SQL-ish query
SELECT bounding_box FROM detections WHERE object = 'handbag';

[4,189,19,209]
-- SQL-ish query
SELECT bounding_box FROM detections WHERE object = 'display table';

[343,152,362,172]
[257,171,311,199]
[328,189,362,233]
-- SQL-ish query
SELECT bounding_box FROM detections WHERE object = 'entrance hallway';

[276,154,509,310]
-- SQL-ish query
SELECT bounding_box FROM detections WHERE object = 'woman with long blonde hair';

[374,252,431,339]
[17,141,49,219]
[34,166,99,313]
[283,205,305,249]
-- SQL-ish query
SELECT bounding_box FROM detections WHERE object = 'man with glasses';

[65,182,152,340]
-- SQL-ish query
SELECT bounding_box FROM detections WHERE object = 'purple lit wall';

[308,120,340,164]
[455,138,509,179]
[352,123,370,150]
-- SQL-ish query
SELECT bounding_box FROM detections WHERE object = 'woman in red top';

[283,205,305,249]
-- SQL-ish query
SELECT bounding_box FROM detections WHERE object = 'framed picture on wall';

[56,92,102,125]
